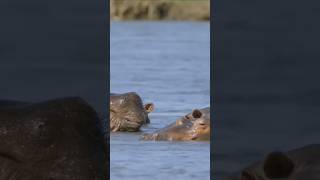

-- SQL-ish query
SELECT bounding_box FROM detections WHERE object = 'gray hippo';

[0,97,107,180]
[142,107,210,141]
[224,144,320,180]
[110,92,154,132]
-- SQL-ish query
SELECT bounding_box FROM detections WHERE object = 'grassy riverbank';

[110,0,210,21]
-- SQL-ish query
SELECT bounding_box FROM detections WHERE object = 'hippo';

[0,97,107,180]
[142,107,210,141]
[224,144,320,180]
[110,92,154,132]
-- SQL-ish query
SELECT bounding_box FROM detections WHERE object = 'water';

[110,22,210,180]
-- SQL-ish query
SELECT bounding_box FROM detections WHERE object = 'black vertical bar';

[210,0,214,179]
[106,0,111,179]
[0,0,108,179]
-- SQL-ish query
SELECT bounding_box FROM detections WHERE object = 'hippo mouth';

[195,124,210,131]
[119,117,142,132]
[190,126,210,140]
[110,108,145,132]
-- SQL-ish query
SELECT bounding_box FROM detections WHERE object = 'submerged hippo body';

[110,92,154,132]
[224,144,320,180]
[142,107,210,141]
[0,97,107,180]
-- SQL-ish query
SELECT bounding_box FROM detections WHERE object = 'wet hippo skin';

[0,97,107,180]
[142,107,210,141]
[224,144,320,180]
[110,92,154,132]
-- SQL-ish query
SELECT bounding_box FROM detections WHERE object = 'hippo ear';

[263,151,294,178]
[192,109,202,118]
[144,103,154,113]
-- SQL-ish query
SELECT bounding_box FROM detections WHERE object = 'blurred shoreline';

[110,0,210,21]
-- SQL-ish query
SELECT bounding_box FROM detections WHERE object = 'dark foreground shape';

[0,97,107,180]
[142,107,210,141]
[224,144,320,180]
[110,92,154,132]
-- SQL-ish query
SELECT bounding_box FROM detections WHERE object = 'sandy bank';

[110,0,210,21]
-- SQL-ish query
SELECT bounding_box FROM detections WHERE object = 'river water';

[110,22,210,180]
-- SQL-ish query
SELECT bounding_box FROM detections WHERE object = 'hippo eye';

[184,115,190,119]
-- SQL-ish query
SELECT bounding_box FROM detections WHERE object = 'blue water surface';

[110,21,210,180]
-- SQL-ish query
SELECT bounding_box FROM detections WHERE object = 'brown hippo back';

[110,92,154,132]
[0,97,107,180]
[224,144,320,180]
[142,107,210,141]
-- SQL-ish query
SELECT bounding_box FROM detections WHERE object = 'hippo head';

[178,108,210,141]
[236,152,295,180]
[142,107,210,141]
[110,92,154,132]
